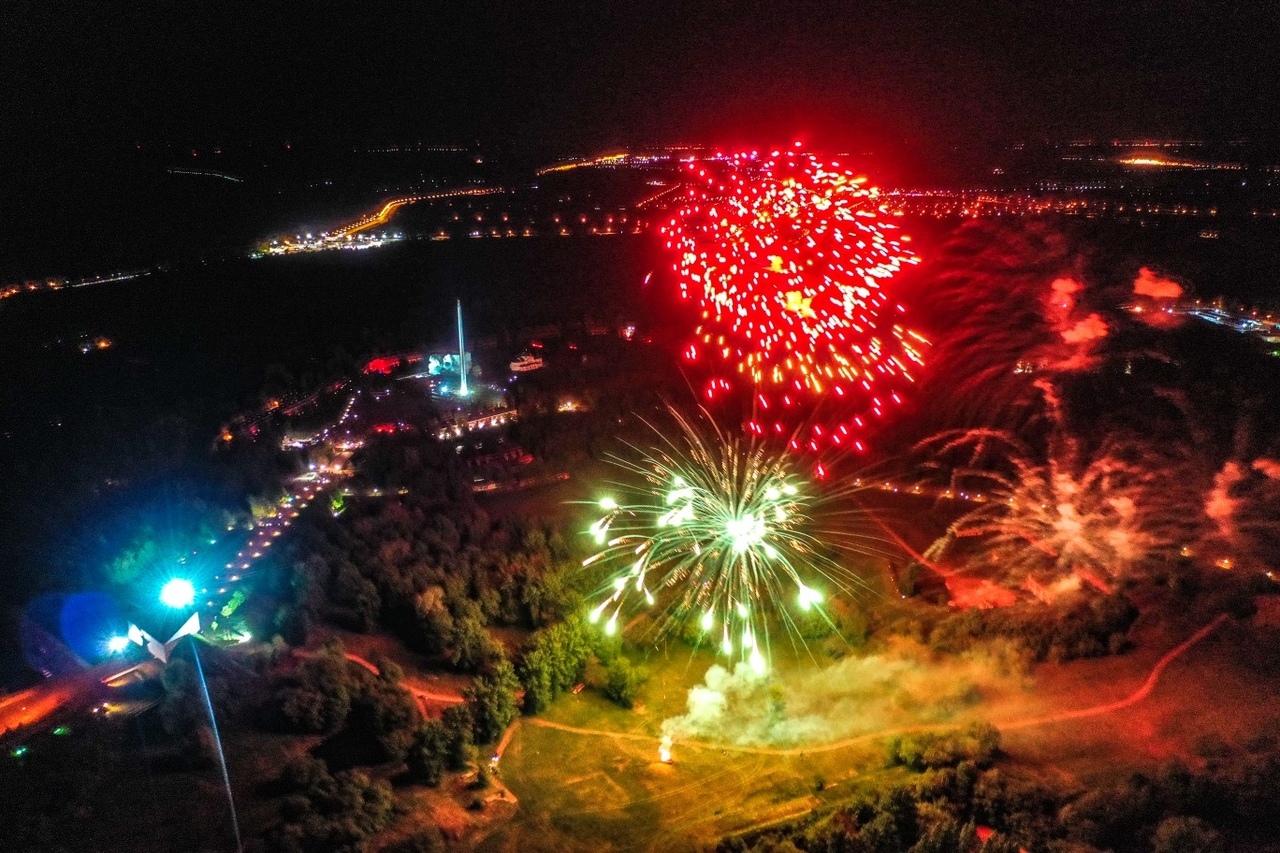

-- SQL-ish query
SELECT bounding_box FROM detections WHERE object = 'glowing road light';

[106,635,130,654]
[160,578,196,609]
[599,497,618,511]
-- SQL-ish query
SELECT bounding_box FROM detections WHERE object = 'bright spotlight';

[106,636,129,654]
[160,578,196,609]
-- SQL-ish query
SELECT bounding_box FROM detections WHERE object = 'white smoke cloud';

[661,639,1018,747]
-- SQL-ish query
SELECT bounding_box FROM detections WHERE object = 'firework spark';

[919,410,1200,593]
[662,145,926,452]
[582,408,880,672]
[1202,456,1280,570]
[903,221,1109,432]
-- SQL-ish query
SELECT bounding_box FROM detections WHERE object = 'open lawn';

[479,596,1280,851]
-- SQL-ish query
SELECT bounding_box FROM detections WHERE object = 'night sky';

[4,0,1279,162]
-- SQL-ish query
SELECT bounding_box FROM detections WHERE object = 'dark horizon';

[6,2,1280,161]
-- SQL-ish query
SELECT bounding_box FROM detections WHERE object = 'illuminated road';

[339,652,465,708]
[329,186,504,239]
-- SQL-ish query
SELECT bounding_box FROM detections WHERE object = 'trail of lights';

[329,186,505,239]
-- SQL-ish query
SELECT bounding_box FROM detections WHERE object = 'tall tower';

[456,298,469,397]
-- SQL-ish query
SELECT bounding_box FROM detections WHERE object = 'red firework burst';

[662,144,927,452]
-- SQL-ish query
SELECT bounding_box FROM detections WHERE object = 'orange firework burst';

[663,144,927,452]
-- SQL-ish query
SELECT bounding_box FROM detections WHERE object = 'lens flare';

[662,145,926,452]
[159,578,196,609]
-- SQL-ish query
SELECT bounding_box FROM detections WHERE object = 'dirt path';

[526,614,1232,756]
[293,649,467,713]
[999,612,1229,731]
[342,652,467,707]
[494,719,519,758]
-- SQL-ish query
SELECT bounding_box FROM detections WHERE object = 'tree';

[277,644,357,732]
[354,679,422,762]
[105,536,159,585]
[978,834,1023,853]
[441,704,476,771]
[271,759,395,853]
[385,829,446,853]
[518,645,555,714]
[603,656,646,709]
[516,617,591,713]
[909,818,975,853]
[332,563,381,632]
[465,658,521,744]
[446,614,501,672]
[1151,816,1224,853]
[407,720,451,786]
[158,657,216,763]
[859,811,905,853]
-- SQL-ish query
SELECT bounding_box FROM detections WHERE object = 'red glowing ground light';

[663,144,928,452]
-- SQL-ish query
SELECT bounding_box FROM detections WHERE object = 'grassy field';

[481,714,903,852]
[480,623,1002,851]
[474,593,1280,852]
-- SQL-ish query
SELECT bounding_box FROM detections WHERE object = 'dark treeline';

[723,724,1280,853]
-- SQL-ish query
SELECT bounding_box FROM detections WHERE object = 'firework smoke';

[1133,266,1185,300]
[660,638,1019,747]
[1202,457,1280,569]
[904,221,1109,432]
[918,408,1201,591]
[1129,266,1186,328]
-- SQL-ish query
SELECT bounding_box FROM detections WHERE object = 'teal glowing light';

[106,635,129,654]
[160,578,196,609]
